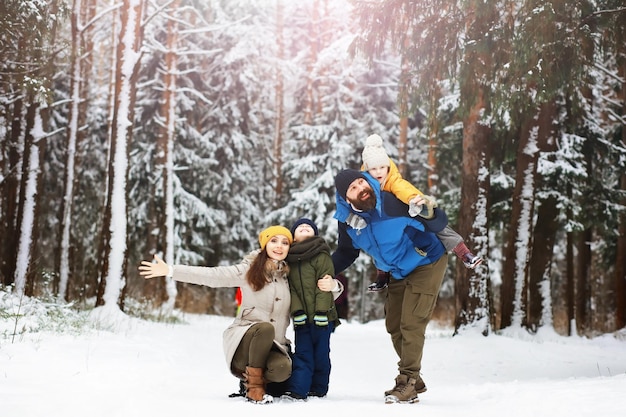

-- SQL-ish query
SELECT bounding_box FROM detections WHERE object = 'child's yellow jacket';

[363,159,424,204]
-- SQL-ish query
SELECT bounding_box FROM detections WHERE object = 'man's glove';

[409,195,438,219]
[346,213,367,230]
[293,310,307,327]
[313,312,329,327]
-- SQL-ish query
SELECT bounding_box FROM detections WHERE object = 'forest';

[0,0,625,337]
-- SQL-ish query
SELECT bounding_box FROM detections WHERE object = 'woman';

[138,225,342,404]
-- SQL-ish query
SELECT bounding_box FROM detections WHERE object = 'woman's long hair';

[246,250,289,291]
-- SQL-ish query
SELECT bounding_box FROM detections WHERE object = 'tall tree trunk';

[57,0,87,300]
[272,0,284,209]
[455,86,492,334]
[525,101,558,332]
[97,0,144,309]
[501,103,548,329]
[313,0,329,117]
[397,53,409,177]
[527,195,558,330]
[395,11,413,179]
[454,0,494,334]
[65,0,98,304]
[575,161,592,334]
[22,15,57,295]
[14,0,59,293]
[94,0,119,303]
[425,83,440,193]
[303,0,319,126]
[0,96,23,288]
[145,0,180,309]
[566,191,575,335]
[14,98,41,296]
[615,29,626,330]
[397,116,408,177]
[617,170,626,330]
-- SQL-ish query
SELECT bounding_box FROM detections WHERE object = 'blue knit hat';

[290,218,319,236]
[335,169,366,200]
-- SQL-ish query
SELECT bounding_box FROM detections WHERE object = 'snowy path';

[2,313,625,416]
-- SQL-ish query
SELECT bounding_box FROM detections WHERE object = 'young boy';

[282,218,340,400]
[355,134,483,291]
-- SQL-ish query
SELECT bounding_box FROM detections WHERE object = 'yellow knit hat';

[258,225,293,249]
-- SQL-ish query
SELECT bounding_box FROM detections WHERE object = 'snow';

[2,303,625,416]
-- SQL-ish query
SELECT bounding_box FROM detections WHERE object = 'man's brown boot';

[384,374,408,396]
[385,376,420,404]
[414,374,427,393]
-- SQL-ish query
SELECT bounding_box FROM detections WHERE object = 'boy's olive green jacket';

[286,236,340,328]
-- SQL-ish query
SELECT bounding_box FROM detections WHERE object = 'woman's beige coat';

[171,250,292,376]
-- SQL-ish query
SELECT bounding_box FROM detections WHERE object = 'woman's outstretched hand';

[138,254,169,279]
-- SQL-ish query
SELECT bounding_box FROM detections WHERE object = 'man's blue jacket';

[331,172,446,279]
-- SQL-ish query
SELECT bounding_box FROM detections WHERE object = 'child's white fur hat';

[361,134,390,170]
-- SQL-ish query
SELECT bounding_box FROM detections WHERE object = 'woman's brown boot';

[244,366,271,404]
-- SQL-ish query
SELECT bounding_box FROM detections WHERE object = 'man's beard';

[350,190,377,211]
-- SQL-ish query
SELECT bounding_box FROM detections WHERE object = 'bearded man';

[330,169,449,404]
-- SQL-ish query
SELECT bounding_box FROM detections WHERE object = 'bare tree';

[12,0,62,296]
[96,0,145,309]
[454,0,495,334]
[397,55,410,177]
[146,0,181,310]
[14,95,43,296]
[525,102,559,331]
[57,0,101,301]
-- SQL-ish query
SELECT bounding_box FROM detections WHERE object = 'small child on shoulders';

[351,134,483,291]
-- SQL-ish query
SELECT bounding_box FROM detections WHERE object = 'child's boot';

[453,242,483,269]
[462,253,483,269]
[368,270,390,292]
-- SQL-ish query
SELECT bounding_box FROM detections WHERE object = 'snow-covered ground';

[2,302,625,417]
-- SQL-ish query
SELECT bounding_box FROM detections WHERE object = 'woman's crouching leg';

[265,349,291,383]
